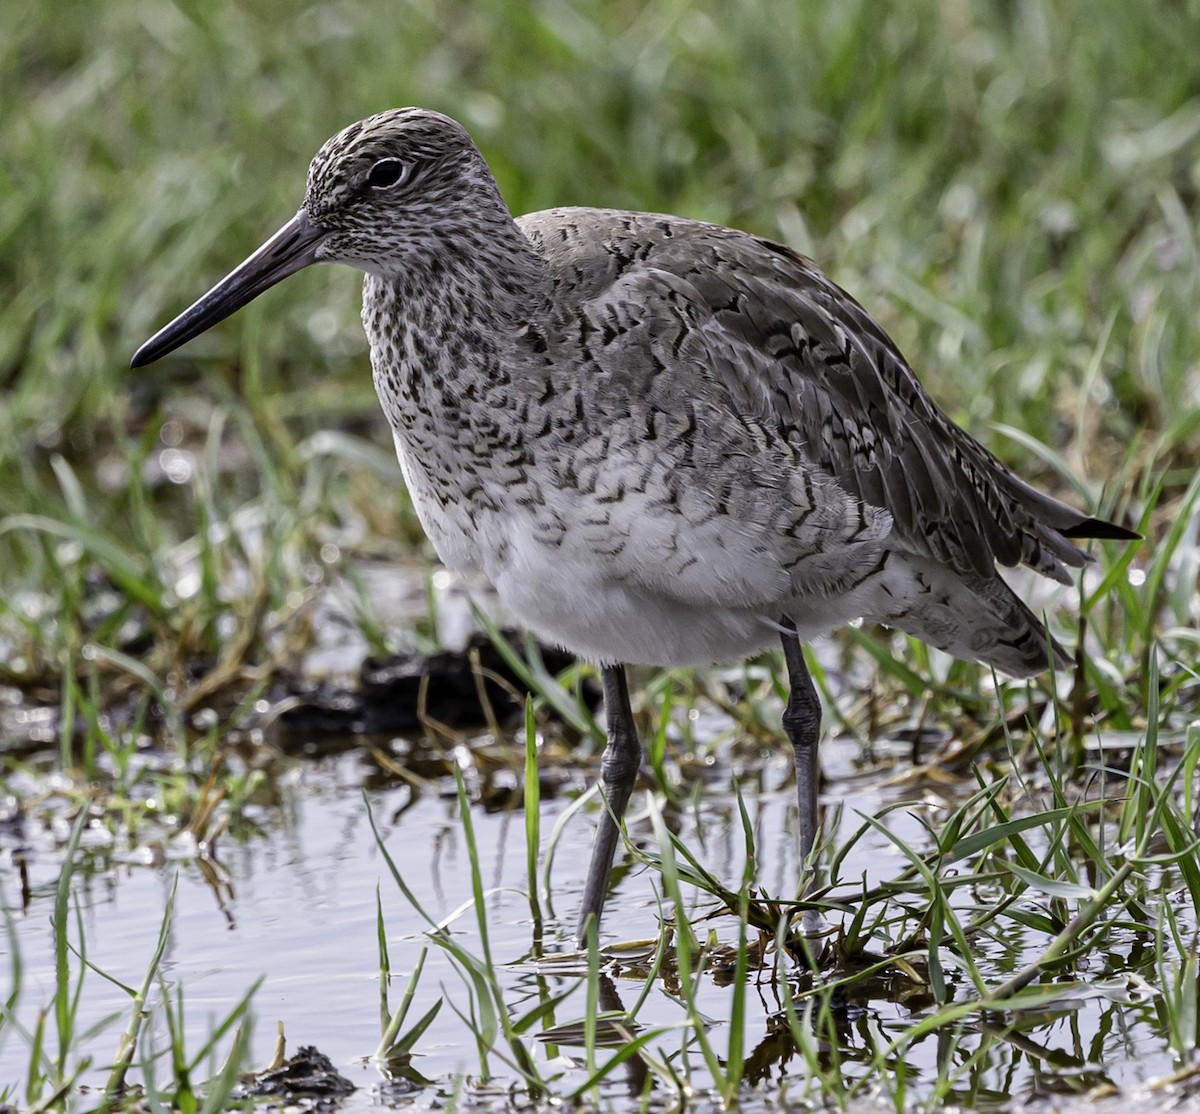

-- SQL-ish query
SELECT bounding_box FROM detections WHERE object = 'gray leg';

[779,619,824,933]
[577,665,642,945]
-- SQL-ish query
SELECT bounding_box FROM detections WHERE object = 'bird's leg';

[577,664,642,946]
[779,618,825,936]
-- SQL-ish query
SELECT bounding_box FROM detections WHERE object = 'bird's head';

[131,108,503,367]
[304,108,502,272]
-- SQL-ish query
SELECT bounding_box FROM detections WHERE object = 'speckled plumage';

[132,108,1133,942]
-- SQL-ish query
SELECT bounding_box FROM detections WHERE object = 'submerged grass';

[2,0,1199,1107]
[0,812,255,1112]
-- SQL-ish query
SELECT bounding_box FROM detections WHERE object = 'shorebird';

[132,108,1134,944]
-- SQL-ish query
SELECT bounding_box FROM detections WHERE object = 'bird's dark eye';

[366,158,409,189]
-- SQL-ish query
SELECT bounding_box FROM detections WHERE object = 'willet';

[132,108,1135,944]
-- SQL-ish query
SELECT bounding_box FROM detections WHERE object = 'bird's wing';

[525,209,1098,586]
[684,231,1110,582]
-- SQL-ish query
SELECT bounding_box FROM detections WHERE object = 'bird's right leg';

[576,664,641,946]
[779,618,825,937]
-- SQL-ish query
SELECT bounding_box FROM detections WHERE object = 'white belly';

[495,561,778,666]
[479,506,868,668]
[395,437,875,667]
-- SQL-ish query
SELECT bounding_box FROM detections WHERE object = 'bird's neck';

[365,212,548,341]
[361,215,550,450]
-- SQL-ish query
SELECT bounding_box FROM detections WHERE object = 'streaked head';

[131,108,500,367]
[304,108,499,270]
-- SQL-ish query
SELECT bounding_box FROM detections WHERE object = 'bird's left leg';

[576,664,641,946]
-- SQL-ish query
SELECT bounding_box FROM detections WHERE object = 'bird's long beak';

[130,209,329,368]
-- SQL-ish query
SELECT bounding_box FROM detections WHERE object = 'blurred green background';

[1,0,1196,686]
[3,6,1197,1102]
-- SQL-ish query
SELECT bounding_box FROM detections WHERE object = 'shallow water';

[5,720,1199,1111]
[0,732,885,1104]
